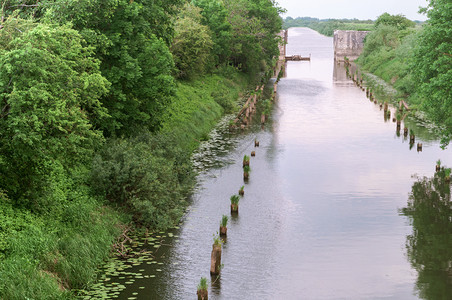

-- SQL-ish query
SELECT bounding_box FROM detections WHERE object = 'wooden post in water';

[210,244,222,275]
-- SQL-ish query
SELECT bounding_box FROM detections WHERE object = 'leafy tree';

[0,20,109,207]
[412,0,452,147]
[192,0,232,65]
[48,0,183,134]
[224,0,283,74]
[171,3,214,79]
[0,0,47,18]
[374,13,415,30]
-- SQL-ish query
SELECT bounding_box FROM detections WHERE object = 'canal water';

[86,27,452,299]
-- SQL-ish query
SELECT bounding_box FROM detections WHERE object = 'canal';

[86,27,452,299]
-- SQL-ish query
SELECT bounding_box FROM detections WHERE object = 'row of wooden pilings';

[344,59,422,152]
[230,80,279,130]
[198,68,282,300]
[197,138,261,300]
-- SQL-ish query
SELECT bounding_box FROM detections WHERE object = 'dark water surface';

[89,28,452,300]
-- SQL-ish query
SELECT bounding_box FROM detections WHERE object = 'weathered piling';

[210,244,222,275]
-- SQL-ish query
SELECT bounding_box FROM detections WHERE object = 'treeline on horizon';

[282,15,424,37]
[283,16,374,36]
[0,0,283,298]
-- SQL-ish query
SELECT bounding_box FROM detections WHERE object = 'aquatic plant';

[239,185,244,196]
[197,277,208,292]
[220,215,228,228]
[243,155,250,167]
[197,277,208,300]
[230,195,240,205]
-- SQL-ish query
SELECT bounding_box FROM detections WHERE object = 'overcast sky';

[277,0,428,21]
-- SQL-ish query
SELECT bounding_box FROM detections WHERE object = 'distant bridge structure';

[333,30,369,62]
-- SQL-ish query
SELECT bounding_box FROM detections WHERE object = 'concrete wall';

[333,30,369,61]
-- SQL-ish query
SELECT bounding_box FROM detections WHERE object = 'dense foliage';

[411,0,452,146]
[283,17,374,36]
[192,0,232,65]
[374,12,416,30]
[0,0,282,297]
[357,6,452,147]
[224,0,284,72]
[171,3,214,79]
[0,20,108,208]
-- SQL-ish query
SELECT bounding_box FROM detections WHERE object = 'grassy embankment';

[354,24,447,142]
[0,68,250,299]
[356,26,420,102]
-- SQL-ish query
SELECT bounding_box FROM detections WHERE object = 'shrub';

[91,132,193,229]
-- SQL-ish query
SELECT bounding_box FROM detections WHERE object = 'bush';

[91,132,192,229]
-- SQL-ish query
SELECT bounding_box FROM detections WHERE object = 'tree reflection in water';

[400,169,452,299]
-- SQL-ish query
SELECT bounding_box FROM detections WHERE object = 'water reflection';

[401,170,452,299]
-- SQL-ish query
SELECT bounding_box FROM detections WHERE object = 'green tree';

[374,13,415,30]
[192,0,232,65]
[48,0,183,135]
[224,0,283,74]
[412,0,452,147]
[0,20,109,207]
[171,3,214,79]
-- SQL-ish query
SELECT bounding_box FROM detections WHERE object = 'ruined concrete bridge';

[333,30,369,62]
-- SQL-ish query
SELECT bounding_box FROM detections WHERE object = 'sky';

[277,0,428,21]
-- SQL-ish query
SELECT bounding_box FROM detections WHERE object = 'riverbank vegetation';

[283,17,374,36]
[0,0,283,297]
[356,0,452,147]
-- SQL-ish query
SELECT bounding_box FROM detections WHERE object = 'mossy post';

[243,155,250,167]
[239,185,244,196]
[197,277,208,300]
[210,236,222,275]
[230,195,239,214]
[220,215,228,237]
[243,165,250,182]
